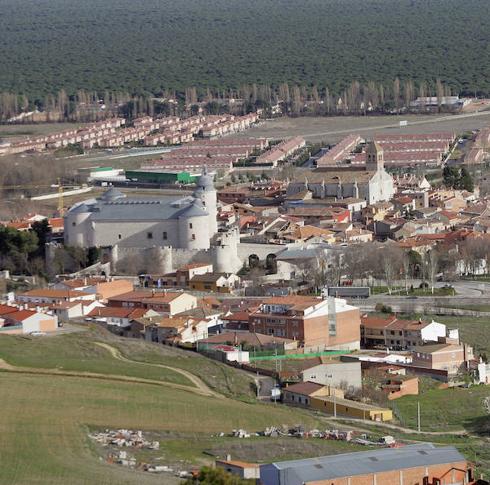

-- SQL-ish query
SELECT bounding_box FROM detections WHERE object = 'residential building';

[143,316,208,343]
[282,381,344,407]
[260,443,475,485]
[197,331,298,352]
[412,342,474,375]
[301,361,362,390]
[176,263,213,287]
[0,304,58,334]
[250,296,361,351]
[189,272,240,293]
[53,277,133,300]
[107,290,197,316]
[380,376,419,400]
[87,307,158,327]
[361,315,447,350]
[50,300,104,321]
[17,289,96,305]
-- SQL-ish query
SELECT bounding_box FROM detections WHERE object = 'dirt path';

[323,415,468,436]
[0,356,216,398]
[94,342,219,397]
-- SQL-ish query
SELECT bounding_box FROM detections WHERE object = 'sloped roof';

[268,444,464,484]
[283,381,326,396]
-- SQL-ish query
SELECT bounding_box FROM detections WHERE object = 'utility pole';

[333,394,337,418]
[417,401,421,432]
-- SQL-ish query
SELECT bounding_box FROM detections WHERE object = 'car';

[29,331,46,336]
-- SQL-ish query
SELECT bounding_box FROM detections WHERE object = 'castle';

[64,172,247,273]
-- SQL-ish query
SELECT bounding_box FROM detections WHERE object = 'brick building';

[361,315,447,350]
[249,296,360,351]
[260,443,478,485]
[412,342,474,376]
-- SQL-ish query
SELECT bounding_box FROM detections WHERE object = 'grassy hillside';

[0,373,324,485]
[0,328,334,484]
[0,0,489,98]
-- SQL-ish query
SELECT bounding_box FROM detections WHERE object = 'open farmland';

[242,112,490,144]
[0,122,90,141]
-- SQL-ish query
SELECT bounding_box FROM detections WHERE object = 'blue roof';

[262,444,465,484]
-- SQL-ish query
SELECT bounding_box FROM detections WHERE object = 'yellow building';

[311,395,393,422]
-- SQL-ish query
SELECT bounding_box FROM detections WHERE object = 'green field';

[0,0,489,98]
[0,329,345,484]
[430,316,490,356]
[393,386,490,432]
[0,331,192,386]
[0,373,325,485]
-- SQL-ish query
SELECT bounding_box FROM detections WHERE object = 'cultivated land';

[0,122,89,140]
[242,112,490,144]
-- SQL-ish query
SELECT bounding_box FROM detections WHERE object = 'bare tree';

[426,250,440,294]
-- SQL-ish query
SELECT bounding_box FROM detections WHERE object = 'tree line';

[0,77,458,123]
[1,0,489,106]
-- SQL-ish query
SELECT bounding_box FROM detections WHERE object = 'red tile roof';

[283,381,325,396]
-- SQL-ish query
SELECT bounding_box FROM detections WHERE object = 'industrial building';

[260,443,476,485]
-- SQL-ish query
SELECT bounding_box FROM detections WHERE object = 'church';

[64,171,218,250]
[287,142,395,205]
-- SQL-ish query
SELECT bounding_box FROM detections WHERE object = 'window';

[147,232,153,239]
[72,222,76,227]
[118,234,122,240]
[163,232,167,240]
[189,223,193,229]
[191,234,196,240]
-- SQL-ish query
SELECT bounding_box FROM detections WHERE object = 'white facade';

[302,362,362,390]
[420,320,447,343]
[64,172,218,251]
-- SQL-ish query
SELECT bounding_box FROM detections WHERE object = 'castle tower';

[336,178,343,200]
[353,179,359,199]
[193,168,218,236]
[366,141,384,171]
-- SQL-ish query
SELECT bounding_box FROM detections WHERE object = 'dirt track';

[94,342,219,397]
[0,348,218,398]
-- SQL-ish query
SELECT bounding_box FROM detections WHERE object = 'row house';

[106,290,197,316]
[0,303,58,334]
[361,314,447,350]
[316,134,363,167]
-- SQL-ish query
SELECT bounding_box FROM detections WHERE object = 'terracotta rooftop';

[20,289,91,298]
[283,381,326,396]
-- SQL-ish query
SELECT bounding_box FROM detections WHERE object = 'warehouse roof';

[265,444,464,484]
